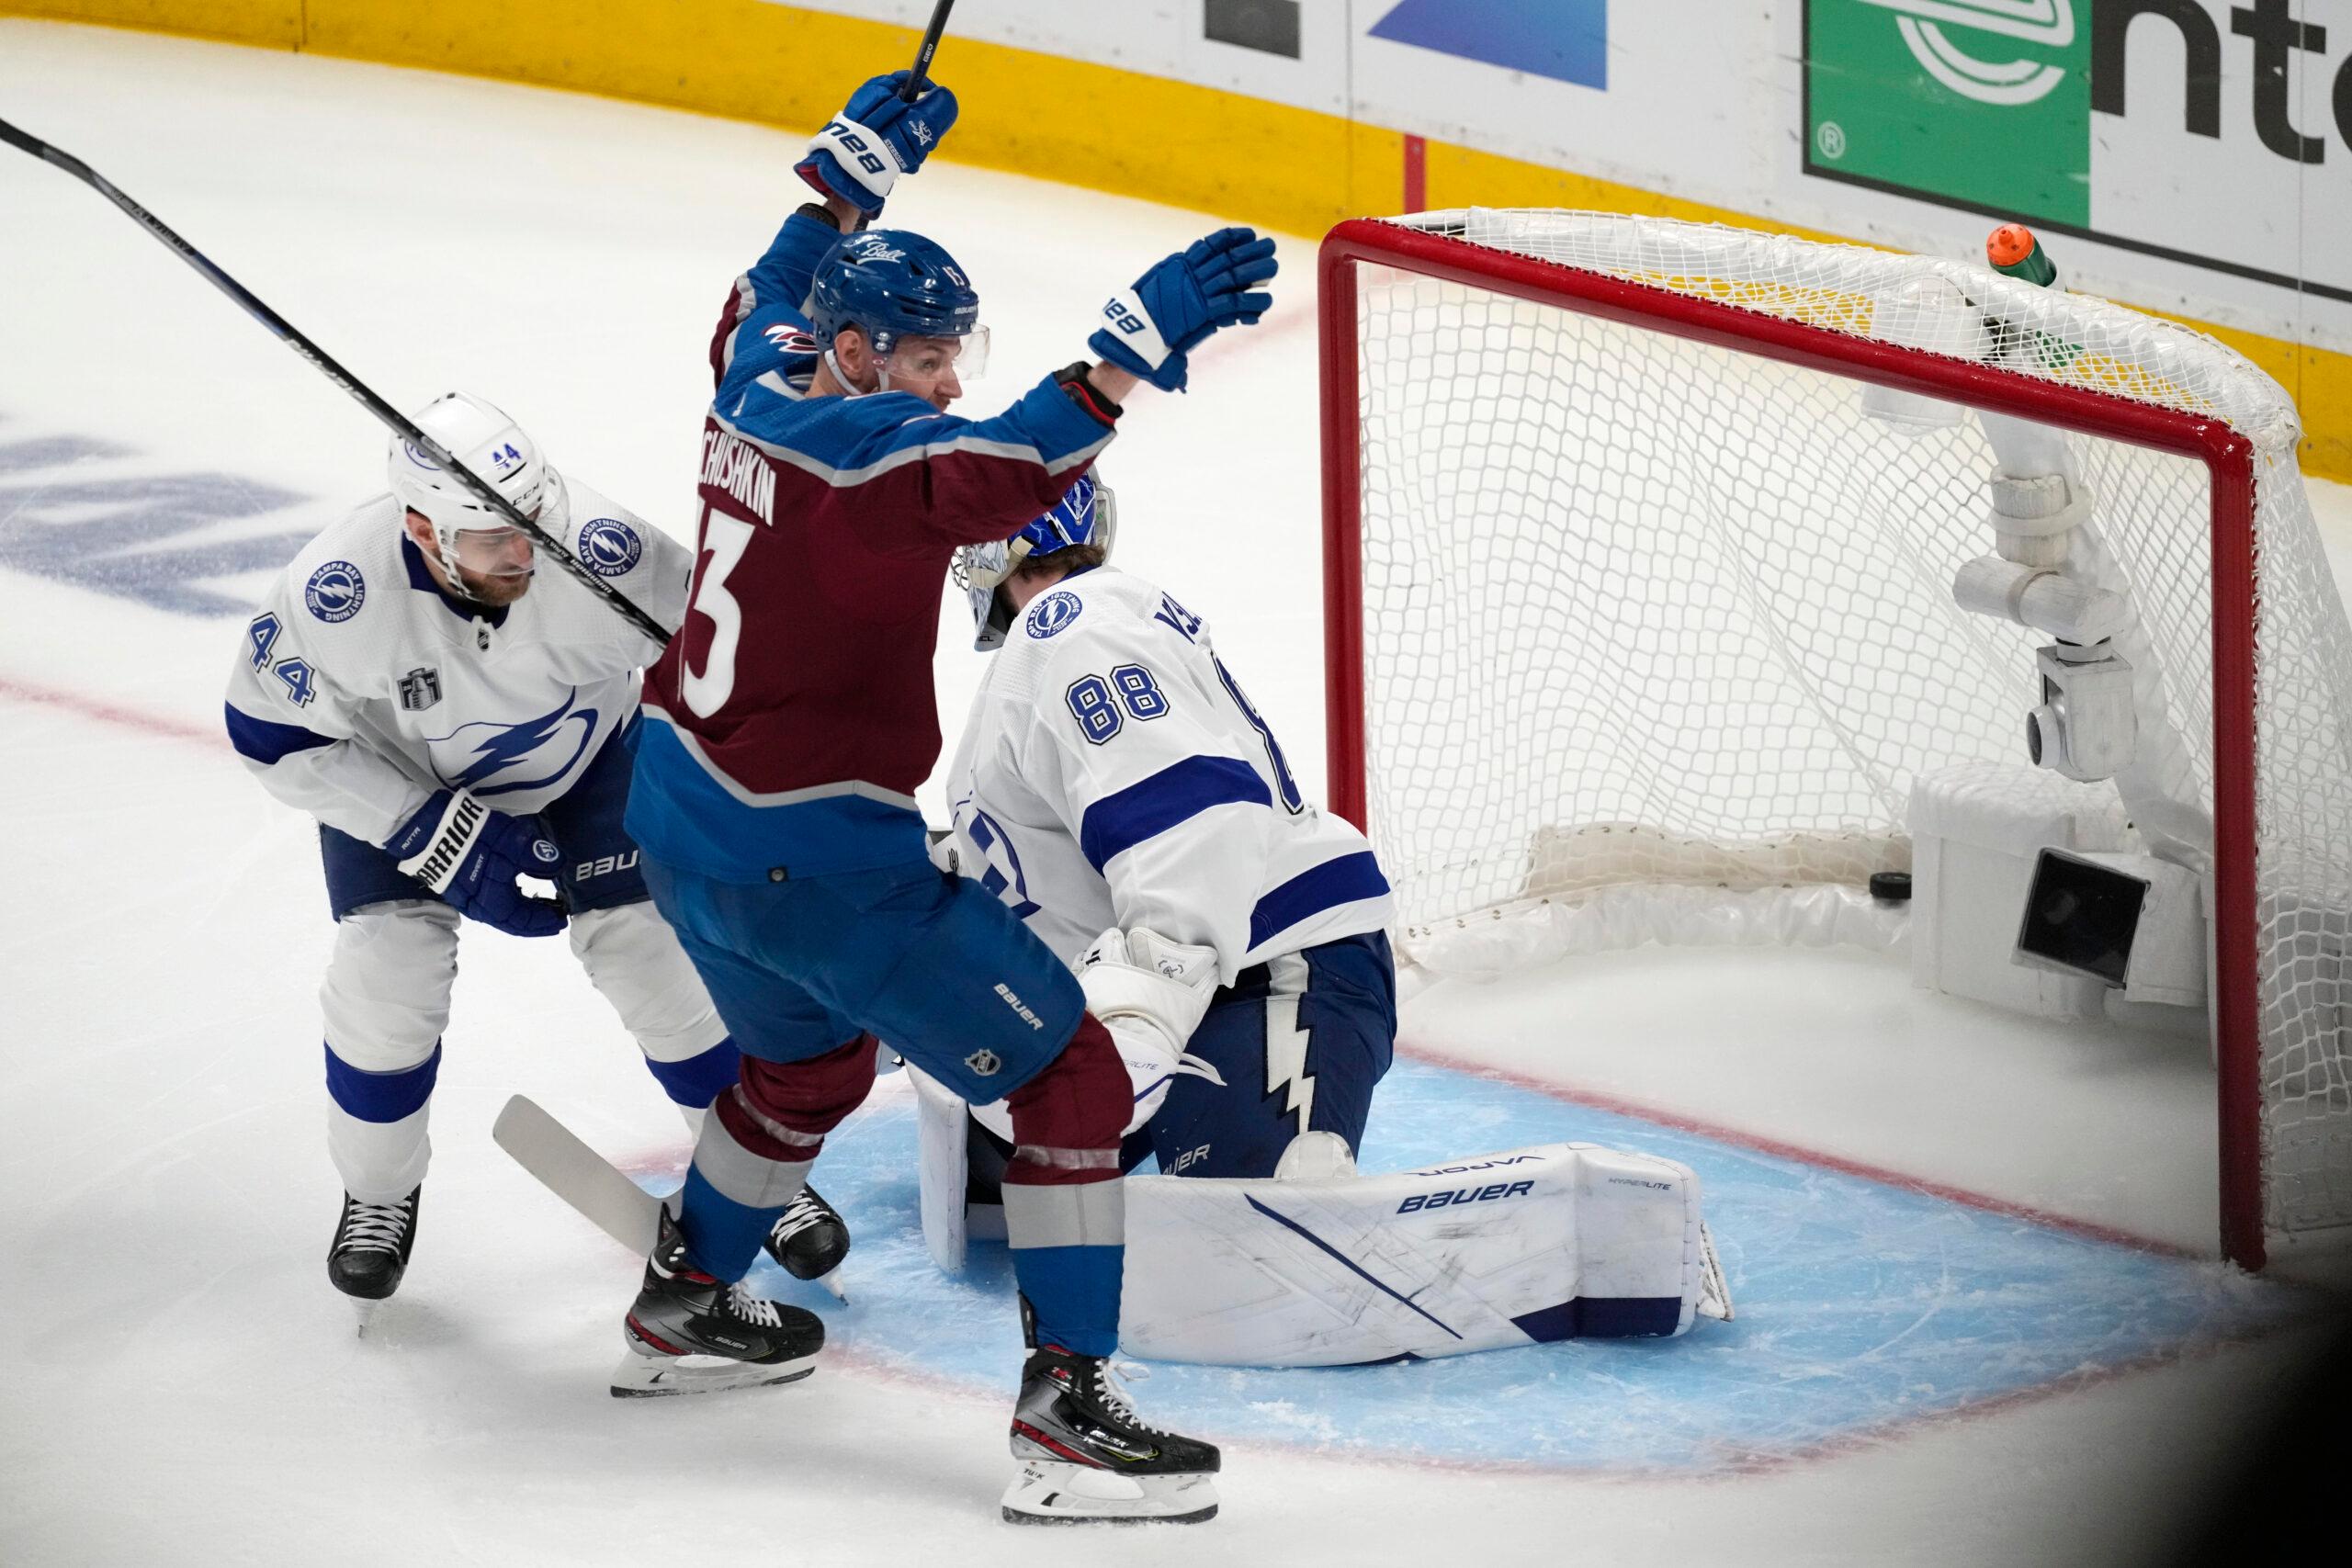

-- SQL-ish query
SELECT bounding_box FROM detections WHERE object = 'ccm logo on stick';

[1396,1180,1534,1214]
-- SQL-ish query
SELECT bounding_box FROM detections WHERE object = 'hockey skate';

[329,1186,420,1332]
[761,1182,851,1298]
[614,1208,824,1398]
[1001,1342,1220,1525]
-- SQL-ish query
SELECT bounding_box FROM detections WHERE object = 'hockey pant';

[1146,931,1396,1179]
[317,833,737,1201]
[643,853,1132,1356]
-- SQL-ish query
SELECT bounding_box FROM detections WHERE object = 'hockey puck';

[1869,871,1913,903]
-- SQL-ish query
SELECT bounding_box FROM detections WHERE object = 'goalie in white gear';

[223,393,842,1317]
[924,479,1732,1365]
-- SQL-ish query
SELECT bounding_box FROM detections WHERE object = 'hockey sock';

[675,1038,876,1280]
[1002,1014,1128,1357]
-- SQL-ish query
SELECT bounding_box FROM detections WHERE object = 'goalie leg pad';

[1119,1143,1723,1366]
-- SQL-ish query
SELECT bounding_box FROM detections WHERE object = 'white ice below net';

[1351,209,2352,1235]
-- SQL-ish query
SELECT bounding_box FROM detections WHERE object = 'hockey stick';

[492,1094,847,1300]
[899,0,956,98]
[0,116,675,646]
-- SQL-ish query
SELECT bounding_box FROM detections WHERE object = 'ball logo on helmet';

[577,518,643,579]
[304,560,367,623]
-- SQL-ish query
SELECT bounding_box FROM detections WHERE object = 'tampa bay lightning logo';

[530,839,560,864]
[304,560,367,622]
[1026,591,1083,640]
[427,686,598,797]
[576,518,642,579]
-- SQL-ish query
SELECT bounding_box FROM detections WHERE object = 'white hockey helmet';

[387,392,567,588]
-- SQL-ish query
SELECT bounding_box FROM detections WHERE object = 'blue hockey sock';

[1012,1243,1124,1358]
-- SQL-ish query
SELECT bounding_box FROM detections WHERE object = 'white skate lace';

[770,1190,831,1242]
[1091,1359,1165,1433]
[726,1284,784,1328]
[334,1199,411,1255]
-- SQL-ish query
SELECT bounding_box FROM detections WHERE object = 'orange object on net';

[1986,223,2038,267]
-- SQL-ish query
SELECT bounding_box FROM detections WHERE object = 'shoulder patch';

[576,517,643,579]
[304,560,367,623]
[1025,590,1084,640]
[760,323,817,356]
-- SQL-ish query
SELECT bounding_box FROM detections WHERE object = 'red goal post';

[1318,212,2290,1268]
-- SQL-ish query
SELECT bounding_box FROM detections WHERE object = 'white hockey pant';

[321,900,458,1203]
[321,899,732,1199]
[568,902,733,1116]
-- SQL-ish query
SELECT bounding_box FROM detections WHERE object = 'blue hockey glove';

[1087,226,1278,392]
[796,70,960,216]
[385,789,567,938]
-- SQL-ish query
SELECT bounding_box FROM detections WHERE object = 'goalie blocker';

[910,1066,1731,1366]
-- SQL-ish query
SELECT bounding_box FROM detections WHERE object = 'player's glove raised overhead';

[796,69,959,217]
[1089,226,1278,391]
[385,789,568,938]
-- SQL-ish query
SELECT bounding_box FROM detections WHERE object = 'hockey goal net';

[1320,209,2352,1269]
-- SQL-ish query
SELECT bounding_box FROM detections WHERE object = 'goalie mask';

[954,472,1117,651]
[387,392,568,597]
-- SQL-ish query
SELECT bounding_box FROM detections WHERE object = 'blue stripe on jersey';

[1248,851,1392,952]
[1076,754,1272,872]
[224,702,335,765]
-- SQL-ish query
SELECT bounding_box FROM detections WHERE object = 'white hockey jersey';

[223,484,691,844]
[945,568,1392,981]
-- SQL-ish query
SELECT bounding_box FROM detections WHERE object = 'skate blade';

[351,1299,379,1338]
[817,1269,847,1303]
[1000,1461,1218,1526]
[608,1348,816,1399]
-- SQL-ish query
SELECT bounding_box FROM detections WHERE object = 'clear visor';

[448,524,537,578]
[884,323,989,384]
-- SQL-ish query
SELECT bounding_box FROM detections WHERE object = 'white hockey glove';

[1079,927,1227,1134]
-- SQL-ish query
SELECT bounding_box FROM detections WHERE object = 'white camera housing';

[2025,642,2136,783]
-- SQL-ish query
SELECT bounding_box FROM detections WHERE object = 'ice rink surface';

[4,21,2348,1566]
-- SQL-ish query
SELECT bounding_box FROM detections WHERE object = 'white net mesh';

[1342,209,2352,1240]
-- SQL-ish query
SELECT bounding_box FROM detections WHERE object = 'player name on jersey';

[699,425,778,526]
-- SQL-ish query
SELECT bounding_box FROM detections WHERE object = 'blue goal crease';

[631,1058,2309,1472]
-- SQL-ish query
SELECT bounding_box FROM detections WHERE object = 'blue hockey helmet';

[955,472,1118,651]
[808,229,988,382]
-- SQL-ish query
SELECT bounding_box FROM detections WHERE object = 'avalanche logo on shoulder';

[762,324,818,356]
[1026,591,1083,639]
[577,518,642,578]
[304,560,367,623]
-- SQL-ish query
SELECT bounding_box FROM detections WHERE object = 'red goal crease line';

[1396,1035,2202,1260]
